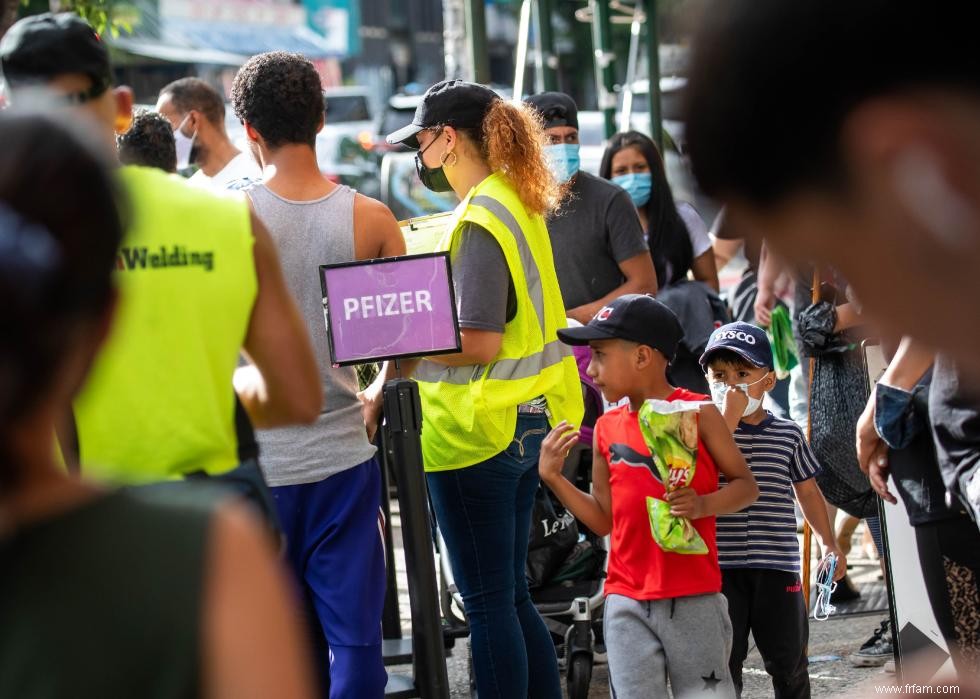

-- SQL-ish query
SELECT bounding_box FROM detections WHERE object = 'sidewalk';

[389,501,894,698]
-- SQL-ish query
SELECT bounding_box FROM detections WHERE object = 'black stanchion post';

[383,375,450,699]
[379,426,403,640]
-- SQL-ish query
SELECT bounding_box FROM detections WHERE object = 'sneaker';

[883,659,896,674]
[850,619,893,667]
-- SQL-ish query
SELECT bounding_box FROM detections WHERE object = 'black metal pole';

[383,377,450,699]
[379,427,403,640]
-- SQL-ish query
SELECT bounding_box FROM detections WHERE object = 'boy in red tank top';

[540,294,758,699]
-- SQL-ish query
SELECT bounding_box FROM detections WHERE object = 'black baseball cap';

[0,13,112,102]
[386,80,500,149]
[699,321,774,370]
[524,92,579,130]
[557,294,683,361]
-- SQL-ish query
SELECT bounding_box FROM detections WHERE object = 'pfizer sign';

[319,252,461,365]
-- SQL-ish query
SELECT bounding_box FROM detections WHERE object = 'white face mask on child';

[709,374,769,417]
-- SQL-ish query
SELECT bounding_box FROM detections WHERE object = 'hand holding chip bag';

[638,399,710,555]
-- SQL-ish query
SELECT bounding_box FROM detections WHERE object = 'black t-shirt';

[545,171,648,310]
[929,355,980,518]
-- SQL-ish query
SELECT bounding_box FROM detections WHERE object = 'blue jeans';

[427,414,562,699]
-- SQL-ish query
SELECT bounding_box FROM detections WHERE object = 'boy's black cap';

[699,321,774,370]
[524,92,579,130]
[557,294,683,361]
[386,80,499,149]
[0,13,112,101]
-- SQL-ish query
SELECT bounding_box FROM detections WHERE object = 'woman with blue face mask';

[599,131,719,292]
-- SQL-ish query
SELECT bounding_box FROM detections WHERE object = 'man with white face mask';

[157,78,261,190]
[524,92,656,324]
[701,321,845,698]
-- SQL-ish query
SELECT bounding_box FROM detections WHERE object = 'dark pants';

[722,568,810,699]
[426,414,562,699]
[914,515,980,677]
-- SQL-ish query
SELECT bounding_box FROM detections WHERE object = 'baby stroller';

[437,344,608,699]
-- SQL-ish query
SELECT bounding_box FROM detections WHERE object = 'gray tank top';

[247,183,376,486]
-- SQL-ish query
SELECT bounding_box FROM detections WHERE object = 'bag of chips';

[638,399,710,555]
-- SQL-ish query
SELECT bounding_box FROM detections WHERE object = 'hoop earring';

[440,151,458,168]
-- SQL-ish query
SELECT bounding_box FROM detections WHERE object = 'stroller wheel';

[567,653,593,699]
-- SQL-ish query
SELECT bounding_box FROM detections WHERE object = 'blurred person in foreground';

[117,107,177,172]
[156,77,261,190]
[685,0,980,382]
[0,13,321,490]
[687,0,980,680]
[0,111,315,699]
[232,50,405,698]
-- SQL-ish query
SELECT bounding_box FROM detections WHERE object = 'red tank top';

[596,387,721,600]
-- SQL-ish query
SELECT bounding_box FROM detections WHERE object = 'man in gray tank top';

[232,52,406,699]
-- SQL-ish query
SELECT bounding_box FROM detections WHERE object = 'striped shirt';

[717,413,821,573]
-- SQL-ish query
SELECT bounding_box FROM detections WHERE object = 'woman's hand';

[540,421,579,485]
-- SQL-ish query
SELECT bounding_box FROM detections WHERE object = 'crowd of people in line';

[1,1,980,698]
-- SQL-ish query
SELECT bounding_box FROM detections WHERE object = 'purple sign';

[319,252,461,365]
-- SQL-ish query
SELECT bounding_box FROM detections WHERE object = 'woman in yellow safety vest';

[385,80,584,698]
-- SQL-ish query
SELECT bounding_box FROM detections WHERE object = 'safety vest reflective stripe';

[485,339,568,381]
[413,361,482,384]
[470,195,545,329]
[414,339,569,384]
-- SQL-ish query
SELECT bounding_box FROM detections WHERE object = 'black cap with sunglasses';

[385,80,500,149]
[0,13,113,103]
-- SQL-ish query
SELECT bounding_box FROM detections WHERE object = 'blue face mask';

[544,143,580,183]
[611,172,652,207]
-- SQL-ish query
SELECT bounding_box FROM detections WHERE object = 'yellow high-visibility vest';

[74,166,257,483]
[415,172,584,471]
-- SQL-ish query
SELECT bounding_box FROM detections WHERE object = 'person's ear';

[443,125,457,153]
[764,370,777,391]
[843,98,980,251]
[634,344,653,370]
[244,121,262,143]
[112,86,134,134]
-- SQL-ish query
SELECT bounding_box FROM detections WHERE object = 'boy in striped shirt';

[701,322,846,699]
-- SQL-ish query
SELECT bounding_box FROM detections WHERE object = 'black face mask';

[415,130,453,193]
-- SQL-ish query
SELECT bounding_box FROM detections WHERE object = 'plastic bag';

[797,301,854,356]
[526,485,579,588]
[637,400,710,555]
[767,305,799,380]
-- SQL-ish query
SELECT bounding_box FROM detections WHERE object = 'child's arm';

[667,405,758,519]
[793,478,847,580]
[539,422,613,536]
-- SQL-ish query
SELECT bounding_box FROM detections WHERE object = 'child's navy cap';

[557,294,683,361]
[699,321,773,370]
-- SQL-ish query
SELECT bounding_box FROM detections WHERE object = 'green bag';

[768,305,799,380]
[637,400,709,555]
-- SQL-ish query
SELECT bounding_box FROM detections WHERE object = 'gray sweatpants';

[605,592,736,699]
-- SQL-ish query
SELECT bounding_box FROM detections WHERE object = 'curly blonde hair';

[460,99,564,217]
